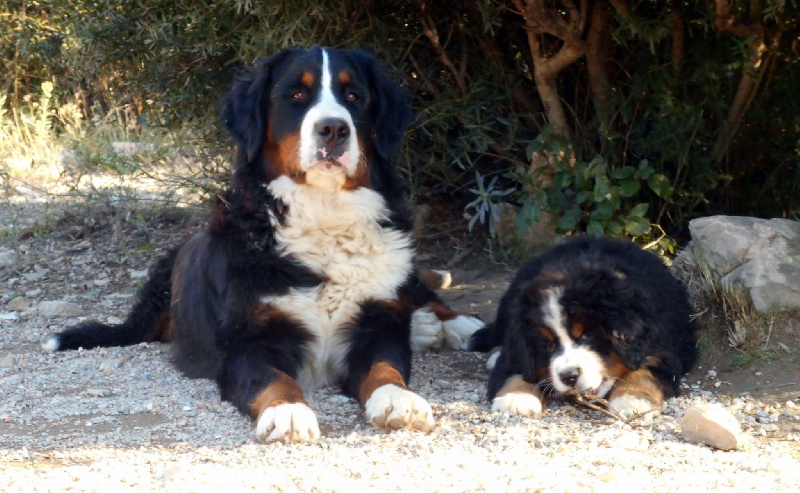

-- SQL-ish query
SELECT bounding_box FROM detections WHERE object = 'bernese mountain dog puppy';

[469,236,697,419]
[43,47,483,443]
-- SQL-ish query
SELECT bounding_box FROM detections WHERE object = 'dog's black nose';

[314,118,350,146]
[559,369,581,388]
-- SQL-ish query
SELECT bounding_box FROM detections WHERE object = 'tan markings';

[536,268,567,285]
[601,350,630,378]
[495,375,544,401]
[607,368,664,406]
[265,129,304,183]
[423,300,459,322]
[338,70,352,85]
[250,370,307,420]
[417,268,447,291]
[153,312,173,342]
[358,361,407,406]
[538,326,555,343]
[301,71,314,87]
[569,322,585,339]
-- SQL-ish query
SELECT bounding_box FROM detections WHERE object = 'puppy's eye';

[292,90,306,101]
[345,92,360,103]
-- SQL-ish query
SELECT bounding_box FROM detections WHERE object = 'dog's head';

[220,46,412,190]
[515,263,654,398]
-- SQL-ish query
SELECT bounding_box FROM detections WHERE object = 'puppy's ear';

[609,319,650,370]
[357,50,413,162]
[220,50,295,163]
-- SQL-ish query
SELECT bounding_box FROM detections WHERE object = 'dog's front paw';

[255,402,320,443]
[410,307,444,352]
[443,315,485,351]
[609,394,659,420]
[491,392,543,418]
[365,384,434,432]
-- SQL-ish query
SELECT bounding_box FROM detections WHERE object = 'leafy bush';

[2,1,798,249]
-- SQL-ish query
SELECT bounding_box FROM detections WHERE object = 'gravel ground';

[1,200,799,492]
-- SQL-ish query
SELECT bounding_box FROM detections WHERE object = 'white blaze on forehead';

[542,288,568,345]
[298,49,360,174]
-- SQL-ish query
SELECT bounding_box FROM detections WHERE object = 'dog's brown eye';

[292,90,306,100]
[346,92,359,103]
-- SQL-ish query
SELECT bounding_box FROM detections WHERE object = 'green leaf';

[648,173,673,199]
[618,178,641,197]
[515,200,541,236]
[591,201,614,221]
[612,166,635,180]
[606,219,624,236]
[576,190,593,205]
[635,159,654,180]
[629,202,649,217]
[526,139,543,160]
[557,208,583,232]
[623,216,651,236]
[587,220,605,236]
[593,175,611,202]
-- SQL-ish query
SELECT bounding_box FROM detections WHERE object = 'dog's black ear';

[220,50,295,163]
[356,51,413,162]
[609,318,650,370]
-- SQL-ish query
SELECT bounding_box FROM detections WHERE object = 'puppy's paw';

[365,384,434,432]
[443,315,484,351]
[609,394,660,420]
[485,349,501,370]
[410,307,444,352]
[255,403,320,443]
[491,392,543,418]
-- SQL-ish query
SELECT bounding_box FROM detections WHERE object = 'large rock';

[37,300,83,318]
[689,216,800,312]
[681,403,742,450]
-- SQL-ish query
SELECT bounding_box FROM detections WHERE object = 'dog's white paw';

[491,392,543,418]
[609,394,659,420]
[410,307,444,351]
[365,384,434,432]
[443,315,484,350]
[255,402,320,443]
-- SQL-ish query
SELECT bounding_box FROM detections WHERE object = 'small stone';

[786,401,796,408]
[0,353,15,368]
[6,297,31,311]
[23,269,49,281]
[681,403,743,450]
[0,249,18,268]
[37,300,83,318]
[85,388,111,397]
[707,370,717,378]
[129,269,149,279]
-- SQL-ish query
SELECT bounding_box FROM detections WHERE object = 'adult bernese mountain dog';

[469,236,697,420]
[43,46,483,443]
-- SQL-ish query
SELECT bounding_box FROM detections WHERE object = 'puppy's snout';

[314,118,350,146]
[558,368,581,388]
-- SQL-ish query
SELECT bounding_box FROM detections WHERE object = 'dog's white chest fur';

[261,176,413,390]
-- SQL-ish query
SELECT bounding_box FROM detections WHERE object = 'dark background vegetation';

[2,0,798,250]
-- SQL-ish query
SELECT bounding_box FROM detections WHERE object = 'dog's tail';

[42,249,177,352]
[467,322,501,352]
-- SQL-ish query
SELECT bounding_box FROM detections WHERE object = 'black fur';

[47,47,442,426]
[470,236,698,403]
